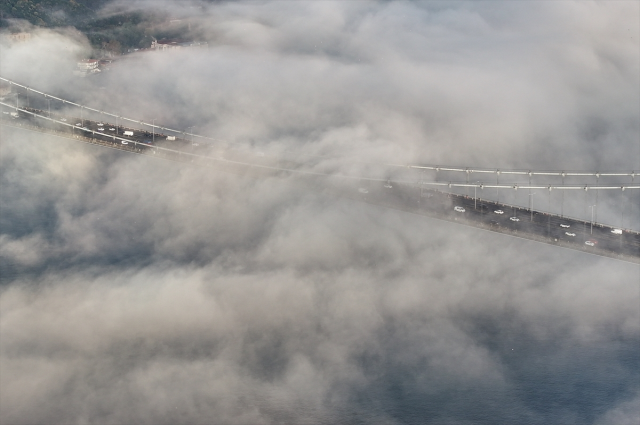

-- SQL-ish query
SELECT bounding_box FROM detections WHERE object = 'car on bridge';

[560,224,570,228]
[494,209,504,214]
[384,181,393,189]
[611,229,623,235]
[565,232,576,237]
[585,240,597,247]
[510,217,520,222]
[454,206,465,213]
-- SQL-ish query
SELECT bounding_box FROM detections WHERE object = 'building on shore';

[77,59,99,71]
[9,32,31,43]
[0,31,32,44]
[74,59,101,77]
[151,38,208,51]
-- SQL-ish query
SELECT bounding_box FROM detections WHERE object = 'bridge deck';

[2,109,639,264]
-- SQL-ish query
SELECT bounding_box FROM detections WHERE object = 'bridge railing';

[3,75,640,182]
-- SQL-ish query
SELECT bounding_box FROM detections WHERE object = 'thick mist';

[1,1,639,424]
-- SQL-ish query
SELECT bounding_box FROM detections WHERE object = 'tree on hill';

[1,0,109,27]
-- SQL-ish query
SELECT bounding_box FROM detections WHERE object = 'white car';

[565,232,576,237]
[585,240,597,247]
[560,224,570,228]
[109,128,115,131]
[60,118,67,122]
[121,140,128,145]
[494,210,504,214]
[97,127,104,131]
[75,123,82,126]
[384,182,393,189]
[611,229,623,235]
[97,123,104,126]
[2,111,8,115]
[454,206,465,213]
[510,217,520,222]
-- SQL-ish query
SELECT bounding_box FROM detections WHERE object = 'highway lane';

[2,106,639,262]
[4,106,337,173]
[455,196,638,255]
[350,181,640,260]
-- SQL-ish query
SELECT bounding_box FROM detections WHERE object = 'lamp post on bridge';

[561,173,565,217]
[529,192,536,222]
[547,187,552,236]
[588,204,596,234]
[152,118,156,144]
[594,189,599,224]
[496,170,500,204]
[474,183,477,210]
[474,181,482,210]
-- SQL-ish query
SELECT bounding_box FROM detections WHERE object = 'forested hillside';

[0,0,191,54]
[1,0,108,27]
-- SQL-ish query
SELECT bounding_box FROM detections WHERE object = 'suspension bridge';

[1,76,638,263]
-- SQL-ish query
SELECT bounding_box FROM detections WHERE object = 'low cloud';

[1,1,639,424]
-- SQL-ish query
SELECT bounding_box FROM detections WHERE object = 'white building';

[151,39,182,51]
[151,38,207,51]
[9,32,31,43]
[77,59,99,71]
